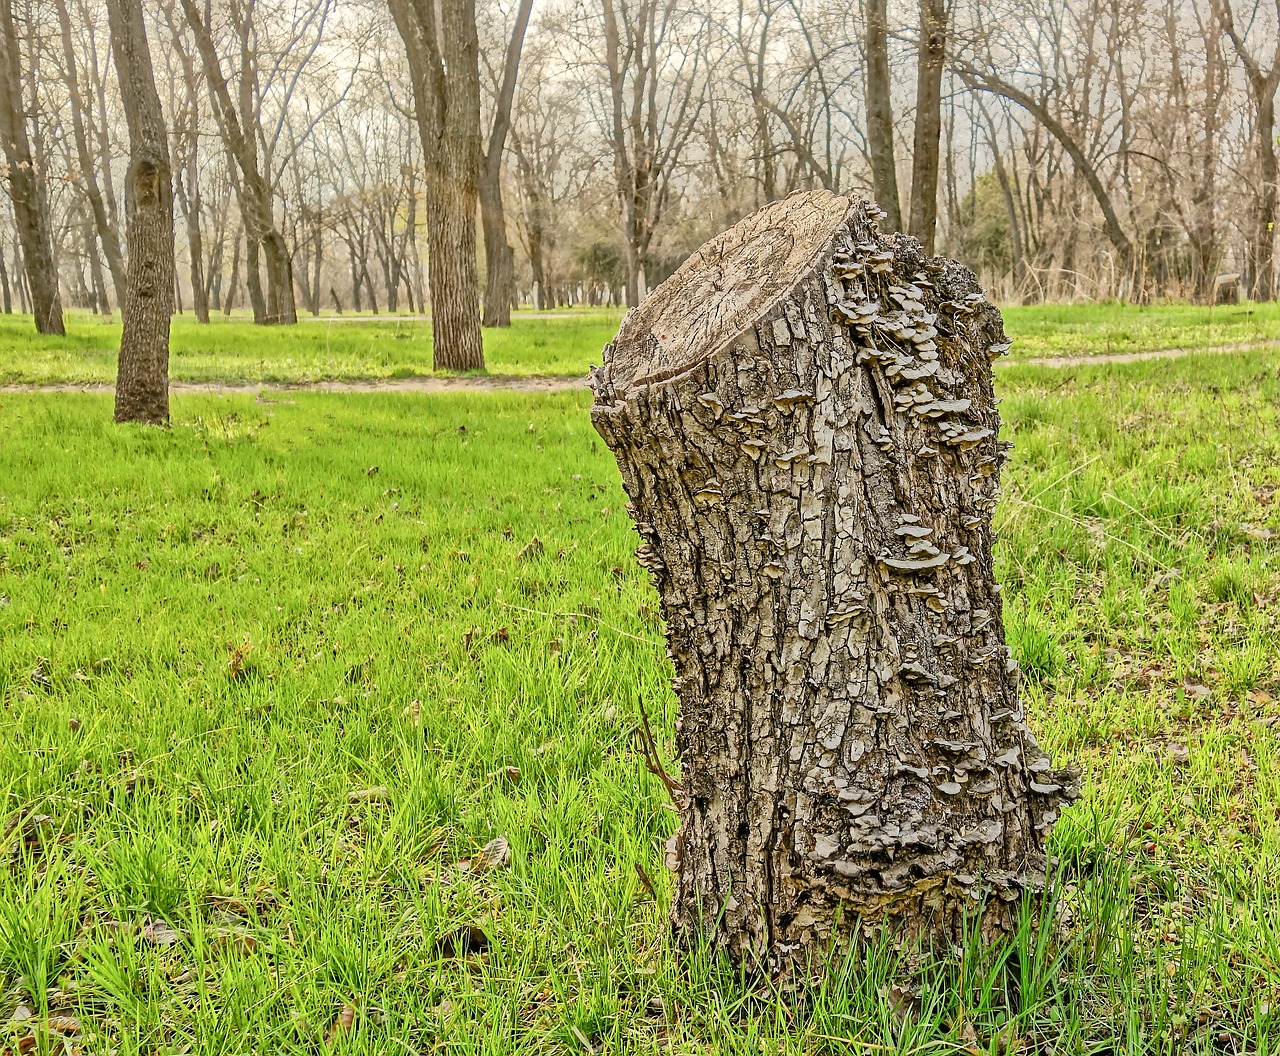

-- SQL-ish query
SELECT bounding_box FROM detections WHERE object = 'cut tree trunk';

[107,0,173,424]
[590,190,1079,969]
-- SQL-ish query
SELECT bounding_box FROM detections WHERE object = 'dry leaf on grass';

[142,918,181,946]
[4,813,52,854]
[880,984,921,1022]
[47,1015,81,1035]
[464,836,511,873]
[212,929,259,955]
[325,1002,356,1045]
[434,924,491,959]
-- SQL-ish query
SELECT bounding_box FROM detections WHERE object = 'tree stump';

[590,190,1079,969]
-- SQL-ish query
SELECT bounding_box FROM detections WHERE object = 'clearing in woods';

[2,301,1280,385]
[1,347,1278,1051]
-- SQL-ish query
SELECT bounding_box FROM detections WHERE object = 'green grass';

[2,301,1279,386]
[1000,300,1280,360]
[2,352,1279,1052]
[0,309,625,384]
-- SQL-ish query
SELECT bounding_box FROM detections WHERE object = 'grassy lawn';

[2,301,1279,386]
[0,309,625,385]
[1001,300,1280,360]
[2,350,1279,1051]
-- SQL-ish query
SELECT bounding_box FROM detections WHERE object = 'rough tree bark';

[390,0,485,370]
[591,190,1078,968]
[107,0,174,424]
[0,0,64,334]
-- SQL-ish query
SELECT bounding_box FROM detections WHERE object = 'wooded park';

[1,0,1279,1052]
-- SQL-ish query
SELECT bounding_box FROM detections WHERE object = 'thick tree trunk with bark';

[591,191,1078,968]
[0,0,64,335]
[390,0,485,370]
[107,0,173,424]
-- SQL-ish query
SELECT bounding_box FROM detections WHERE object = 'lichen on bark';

[590,189,1080,970]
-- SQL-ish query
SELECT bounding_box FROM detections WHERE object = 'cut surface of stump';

[590,189,1079,969]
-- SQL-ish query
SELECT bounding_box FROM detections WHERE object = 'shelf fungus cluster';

[589,190,1079,971]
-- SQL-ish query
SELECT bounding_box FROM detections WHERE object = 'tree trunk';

[310,216,322,317]
[13,246,26,312]
[244,236,266,321]
[107,0,174,425]
[175,169,209,322]
[480,166,515,326]
[0,249,11,313]
[84,214,110,315]
[261,227,297,324]
[590,190,1078,969]
[908,0,946,255]
[1251,93,1277,301]
[223,227,241,316]
[389,0,485,370]
[0,0,64,334]
[864,0,902,232]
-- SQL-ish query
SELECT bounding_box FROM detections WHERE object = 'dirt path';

[3,339,1277,396]
[1016,337,1280,368]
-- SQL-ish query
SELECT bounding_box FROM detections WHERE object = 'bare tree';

[54,0,126,312]
[950,57,1136,286]
[509,41,597,309]
[594,0,708,305]
[177,0,300,324]
[106,0,174,424]
[158,0,210,322]
[1216,0,1280,300]
[0,0,63,333]
[478,0,533,327]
